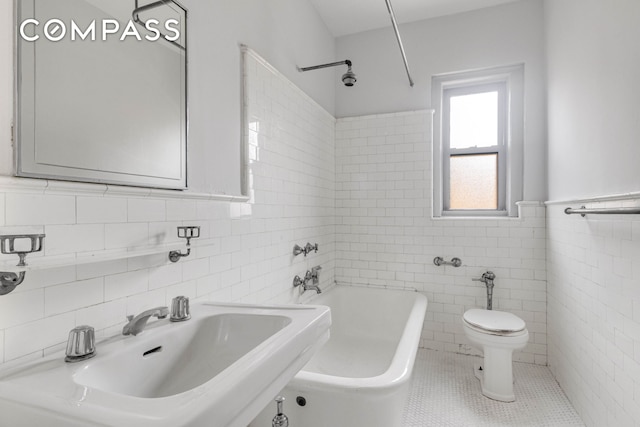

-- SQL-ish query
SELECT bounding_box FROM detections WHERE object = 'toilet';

[462,308,529,402]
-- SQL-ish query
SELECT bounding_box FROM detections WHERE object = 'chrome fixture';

[473,271,496,310]
[272,396,289,427]
[306,265,322,285]
[65,325,96,363]
[170,296,191,322]
[298,60,357,87]
[0,234,45,295]
[293,266,322,294]
[564,205,640,217]
[123,307,169,336]
[0,272,25,296]
[433,256,462,268]
[169,226,200,262]
[384,0,414,87]
[132,0,186,51]
[293,242,319,257]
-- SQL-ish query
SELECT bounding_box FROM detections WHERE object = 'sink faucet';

[122,307,169,336]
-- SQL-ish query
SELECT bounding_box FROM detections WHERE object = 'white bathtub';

[250,285,428,427]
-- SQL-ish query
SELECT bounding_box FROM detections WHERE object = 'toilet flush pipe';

[473,271,496,310]
[486,281,494,310]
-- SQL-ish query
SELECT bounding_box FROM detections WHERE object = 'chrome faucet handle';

[310,265,322,283]
[65,325,96,363]
[293,244,305,256]
[170,296,191,322]
[304,242,318,254]
[293,275,304,288]
[304,270,314,282]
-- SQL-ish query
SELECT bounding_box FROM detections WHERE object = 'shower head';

[298,59,357,87]
[341,61,357,87]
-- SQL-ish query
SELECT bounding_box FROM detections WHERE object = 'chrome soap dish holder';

[0,234,45,295]
[169,226,200,263]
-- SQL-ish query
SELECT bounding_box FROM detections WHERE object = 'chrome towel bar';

[564,206,640,217]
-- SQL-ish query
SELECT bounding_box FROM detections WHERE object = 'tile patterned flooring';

[402,349,585,426]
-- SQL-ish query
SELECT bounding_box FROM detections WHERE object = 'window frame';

[432,65,524,218]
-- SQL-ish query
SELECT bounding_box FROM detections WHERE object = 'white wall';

[335,111,547,364]
[0,0,336,196]
[545,1,640,426]
[334,0,547,203]
[545,0,640,202]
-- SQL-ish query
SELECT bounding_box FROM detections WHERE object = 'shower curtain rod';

[385,0,414,87]
[132,0,186,51]
[564,206,640,216]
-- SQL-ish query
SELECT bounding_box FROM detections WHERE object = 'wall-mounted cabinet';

[15,0,188,189]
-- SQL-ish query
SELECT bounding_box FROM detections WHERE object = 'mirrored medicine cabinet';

[15,0,188,189]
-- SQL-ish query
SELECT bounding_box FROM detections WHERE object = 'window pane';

[449,154,497,209]
[450,91,498,149]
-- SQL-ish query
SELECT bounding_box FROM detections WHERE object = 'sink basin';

[0,302,331,427]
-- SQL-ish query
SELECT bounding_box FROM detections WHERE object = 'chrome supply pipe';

[433,257,462,267]
[473,271,496,310]
[385,0,414,87]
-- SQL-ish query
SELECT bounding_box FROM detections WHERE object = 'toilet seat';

[463,309,526,336]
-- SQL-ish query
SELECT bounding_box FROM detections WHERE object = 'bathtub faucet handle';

[304,242,318,255]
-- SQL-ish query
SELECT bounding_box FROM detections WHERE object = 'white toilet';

[462,308,529,402]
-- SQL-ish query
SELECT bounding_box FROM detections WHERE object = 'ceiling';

[308,0,523,37]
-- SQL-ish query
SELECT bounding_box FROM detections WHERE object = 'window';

[432,65,524,217]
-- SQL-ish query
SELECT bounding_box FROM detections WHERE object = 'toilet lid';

[463,309,526,333]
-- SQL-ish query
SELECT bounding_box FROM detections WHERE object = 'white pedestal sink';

[0,302,331,427]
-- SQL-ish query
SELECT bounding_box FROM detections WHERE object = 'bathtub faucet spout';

[293,266,322,294]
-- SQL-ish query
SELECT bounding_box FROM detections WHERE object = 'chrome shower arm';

[298,59,357,87]
[298,60,351,72]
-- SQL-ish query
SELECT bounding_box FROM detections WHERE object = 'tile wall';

[547,199,640,426]
[335,111,547,364]
[0,53,550,370]
[0,49,336,366]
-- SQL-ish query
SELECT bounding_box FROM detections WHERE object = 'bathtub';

[250,285,428,427]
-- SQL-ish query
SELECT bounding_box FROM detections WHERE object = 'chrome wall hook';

[169,226,200,263]
[0,234,45,295]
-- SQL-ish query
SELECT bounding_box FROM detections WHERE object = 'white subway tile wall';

[335,111,547,365]
[547,200,640,427]
[0,50,335,365]
[0,53,549,371]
